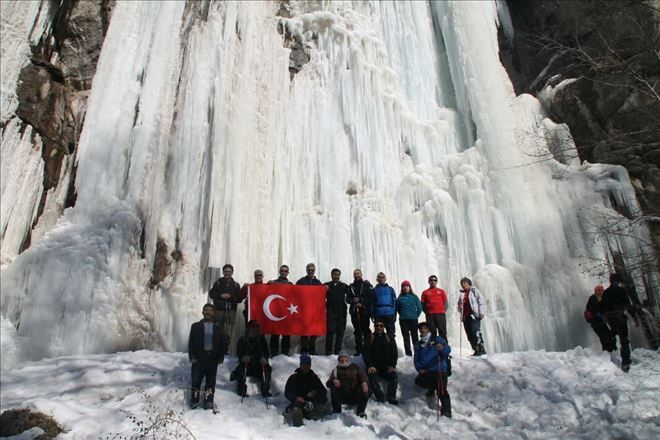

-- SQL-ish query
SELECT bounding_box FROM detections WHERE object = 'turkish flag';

[248,284,326,336]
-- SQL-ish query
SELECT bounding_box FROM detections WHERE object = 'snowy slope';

[1,349,658,439]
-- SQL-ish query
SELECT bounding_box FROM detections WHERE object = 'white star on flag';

[287,303,298,315]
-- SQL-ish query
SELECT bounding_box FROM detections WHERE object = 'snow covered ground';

[1,348,658,439]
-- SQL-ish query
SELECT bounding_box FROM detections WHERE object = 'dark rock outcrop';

[277,0,311,79]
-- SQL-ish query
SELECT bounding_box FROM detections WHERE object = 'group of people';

[189,263,488,422]
[584,272,641,372]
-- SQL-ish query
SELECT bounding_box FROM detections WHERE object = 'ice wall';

[1,0,654,364]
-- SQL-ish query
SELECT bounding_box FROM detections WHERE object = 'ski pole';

[459,314,462,358]
[436,351,442,422]
[241,361,248,403]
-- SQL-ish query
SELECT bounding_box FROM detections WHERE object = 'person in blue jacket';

[370,272,397,337]
[414,321,451,418]
[396,280,423,356]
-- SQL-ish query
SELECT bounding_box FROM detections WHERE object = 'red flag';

[248,284,326,336]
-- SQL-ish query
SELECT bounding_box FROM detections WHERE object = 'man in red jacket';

[421,275,448,340]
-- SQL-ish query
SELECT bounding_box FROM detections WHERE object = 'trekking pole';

[356,305,362,353]
[262,363,269,410]
[459,315,462,358]
[241,361,248,404]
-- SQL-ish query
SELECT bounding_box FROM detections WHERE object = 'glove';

[241,356,250,363]
[304,401,314,412]
[259,357,267,366]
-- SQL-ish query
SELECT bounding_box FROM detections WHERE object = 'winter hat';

[337,351,351,362]
[401,280,411,288]
[300,353,312,365]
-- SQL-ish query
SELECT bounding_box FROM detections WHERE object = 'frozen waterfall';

[1,0,654,366]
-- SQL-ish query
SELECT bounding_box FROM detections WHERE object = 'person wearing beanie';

[414,322,452,418]
[421,275,449,340]
[326,351,370,418]
[362,318,399,405]
[584,284,616,352]
[284,354,328,427]
[231,320,272,397]
[370,272,397,337]
[396,280,423,356]
[457,277,486,356]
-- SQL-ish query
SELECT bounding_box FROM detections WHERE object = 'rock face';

[13,0,115,249]
[500,0,660,269]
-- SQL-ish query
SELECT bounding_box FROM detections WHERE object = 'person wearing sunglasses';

[362,318,399,405]
[421,275,448,340]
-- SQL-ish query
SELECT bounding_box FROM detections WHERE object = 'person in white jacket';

[457,277,486,356]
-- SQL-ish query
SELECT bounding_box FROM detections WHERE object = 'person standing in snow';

[208,263,241,361]
[324,268,349,355]
[362,318,399,405]
[326,352,370,418]
[284,354,329,427]
[188,304,226,409]
[457,277,486,356]
[347,269,373,355]
[421,275,449,340]
[413,322,452,418]
[602,273,640,372]
[297,263,323,355]
[240,269,265,327]
[268,265,293,356]
[370,272,397,338]
[584,284,616,352]
[396,280,422,356]
[231,320,272,397]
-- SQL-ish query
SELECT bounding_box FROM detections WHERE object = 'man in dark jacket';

[362,318,399,405]
[584,284,616,352]
[324,268,349,355]
[209,263,241,360]
[326,352,369,418]
[297,263,323,355]
[414,322,451,418]
[347,269,372,355]
[602,273,639,372]
[268,265,293,356]
[284,354,328,427]
[370,272,397,337]
[188,304,226,409]
[231,320,272,397]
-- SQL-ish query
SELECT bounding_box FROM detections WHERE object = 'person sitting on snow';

[326,351,369,418]
[231,320,272,397]
[362,318,399,405]
[413,322,452,418]
[284,353,329,427]
[188,304,226,409]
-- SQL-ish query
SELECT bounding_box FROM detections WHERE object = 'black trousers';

[191,352,219,405]
[463,315,483,349]
[374,314,396,338]
[233,361,272,394]
[415,371,451,416]
[426,313,447,339]
[300,336,317,355]
[326,312,347,355]
[399,319,419,355]
[350,310,371,354]
[269,334,291,356]
[606,312,631,365]
[330,386,368,415]
[368,367,397,401]
[590,319,616,352]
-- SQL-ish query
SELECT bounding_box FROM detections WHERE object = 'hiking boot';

[426,388,435,397]
[441,412,452,418]
[290,407,304,427]
[203,401,214,410]
[237,383,247,397]
[358,413,367,419]
[387,399,399,405]
[622,363,631,373]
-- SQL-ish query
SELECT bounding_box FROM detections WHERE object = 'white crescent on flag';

[263,294,286,321]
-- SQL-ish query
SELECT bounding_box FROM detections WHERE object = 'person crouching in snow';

[414,322,452,418]
[188,304,226,409]
[584,284,616,352]
[362,318,399,405]
[231,320,272,397]
[284,354,329,427]
[326,351,370,418]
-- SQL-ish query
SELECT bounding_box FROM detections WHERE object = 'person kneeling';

[284,354,329,427]
[326,352,369,419]
[414,322,452,418]
[231,320,272,397]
